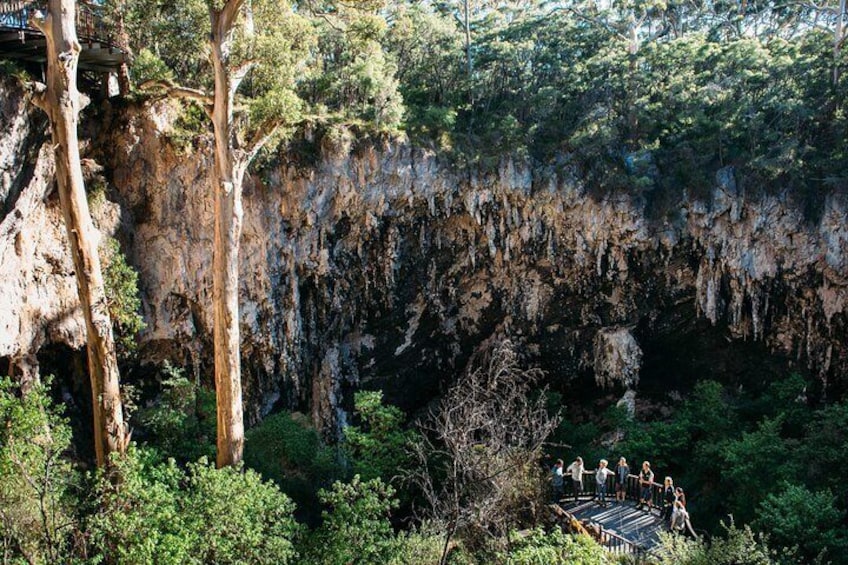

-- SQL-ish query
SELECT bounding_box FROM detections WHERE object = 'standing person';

[636,461,654,511]
[662,477,675,522]
[675,486,686,507]
[670,500,689,534]
[614,457,629,502]
[565,456,585,501]
[595,459,615,507]
[551,459,565,502]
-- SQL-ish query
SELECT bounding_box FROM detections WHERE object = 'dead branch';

[408,339,561,564]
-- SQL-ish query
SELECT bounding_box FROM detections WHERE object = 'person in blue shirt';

[551,459,564,502]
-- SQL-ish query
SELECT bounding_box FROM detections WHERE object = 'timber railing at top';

[555,471,696,558]
[564,471,674,510]
[0,1,122,50]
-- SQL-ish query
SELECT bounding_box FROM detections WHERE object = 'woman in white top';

[565,457,585,501]
[670,500,690,534]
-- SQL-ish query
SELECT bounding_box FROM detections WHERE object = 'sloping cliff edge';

[1,78,846,433]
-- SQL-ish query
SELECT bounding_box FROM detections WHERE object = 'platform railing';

[603,528,648,557]
[556,470,681,558]
[562,472,665,509]
[0,1,118,48]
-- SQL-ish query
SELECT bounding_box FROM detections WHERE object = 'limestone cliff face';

[1,79,846,433]
[0,77,121,381]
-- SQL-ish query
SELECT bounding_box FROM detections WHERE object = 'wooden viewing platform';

[0,1,127,73]
[557,499,667,557]
[550,473,697,559]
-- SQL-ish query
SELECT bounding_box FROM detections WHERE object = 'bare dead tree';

[408,339,561,565]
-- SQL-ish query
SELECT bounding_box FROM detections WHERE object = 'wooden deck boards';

[559,498,669,552]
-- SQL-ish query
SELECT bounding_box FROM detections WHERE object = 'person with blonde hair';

[565,456,585,501]
[662,476,675,522]
[594,459,615,507]
[614,456,629,502]
[636,461,654,511]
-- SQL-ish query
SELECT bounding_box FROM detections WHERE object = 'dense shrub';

[302,475,398,565]
[343,390,414,483]
[654,522,794,565]
[505,528,612,564]
[0,378,79,564]
[136,363,216,463]
[243,410,339,514]
[87,448,300,565]
[753,483,847,563]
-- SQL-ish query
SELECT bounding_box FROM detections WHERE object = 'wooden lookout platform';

[0,1,127,73]
[558,499,668,556]
[550,474,697,559]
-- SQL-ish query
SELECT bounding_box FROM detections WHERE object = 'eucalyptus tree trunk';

[836,0,846,84]
[463,0,471,86]
[209,0,247,468]
[30,0,127,467]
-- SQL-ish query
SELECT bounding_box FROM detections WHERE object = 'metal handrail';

[558,470,692,557]
[0,1,119,48]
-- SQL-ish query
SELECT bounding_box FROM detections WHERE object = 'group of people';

[550,456,691,534]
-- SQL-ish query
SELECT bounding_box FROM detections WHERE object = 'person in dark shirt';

[614,456,629,503]
[662,476,675,522]
[636,461,654,511]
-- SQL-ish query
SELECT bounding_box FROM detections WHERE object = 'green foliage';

[753,483,847,563]
[101,237,145,358]
[109,0,210,85]
[181,459,300,564]
[136,362,216,462]
[387,524,448,565]
[236,0,313,133]
[505,528,612,564]
[801,402,848,494]
[343,390,414,482]
[0,60,32,83]
[168,102,211,152]
[718,416,795,524]
[131,48,175,85]
[305,5,404,132]
[88,448,300,565]
[654,522,792,565]
[303,475,398,565]
[386,3,463,146]
[87,448,191,564]
[243,410,338,513]
[0,378,78,564]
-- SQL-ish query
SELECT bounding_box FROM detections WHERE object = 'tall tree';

[29,0,128,467]
[834,0,847,83]
[142,0,309,467]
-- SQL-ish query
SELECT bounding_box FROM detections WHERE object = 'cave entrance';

[637,318,811,403]
[37,344,95,462]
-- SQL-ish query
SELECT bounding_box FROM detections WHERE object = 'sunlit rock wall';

[1,80,846,434]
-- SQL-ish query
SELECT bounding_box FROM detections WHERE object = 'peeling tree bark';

[210,0,247,468]
[30,0,127,467]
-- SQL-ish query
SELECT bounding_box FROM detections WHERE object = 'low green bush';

[87,448,300,565]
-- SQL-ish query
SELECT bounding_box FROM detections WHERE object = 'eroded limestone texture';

[1,79,846,434]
